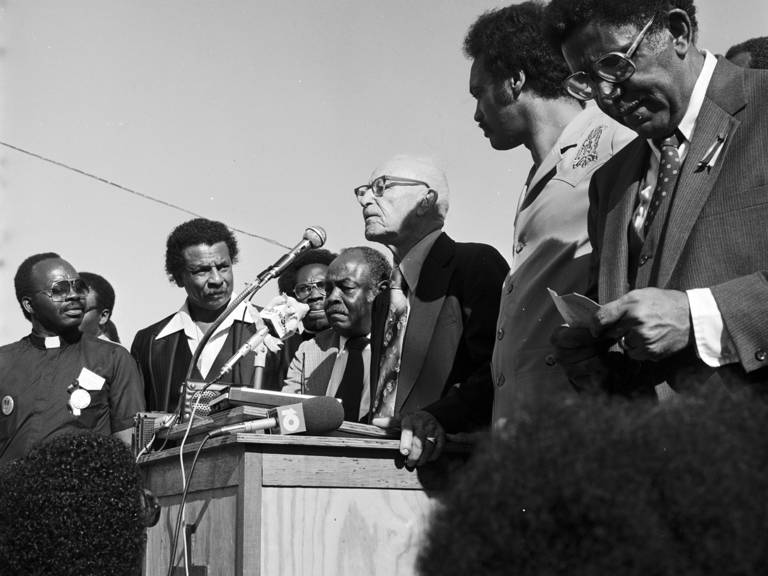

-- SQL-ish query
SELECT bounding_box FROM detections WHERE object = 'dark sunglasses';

[36,278,89,302]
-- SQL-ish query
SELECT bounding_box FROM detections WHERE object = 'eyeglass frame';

[563,15,656,101]
[35,278,89,302]
[293,280,326,301]
[354,175,432,199]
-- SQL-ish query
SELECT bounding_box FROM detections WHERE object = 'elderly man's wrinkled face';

[562,18,691,139]
[178,242,233,312]
[356,162,433,245]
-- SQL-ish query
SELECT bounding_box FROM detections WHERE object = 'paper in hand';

[547,288,601,328]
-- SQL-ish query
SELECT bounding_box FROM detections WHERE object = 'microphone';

[213,297,310,381]
[260,226,326,282]
[209,396,344,438]
[215,326,270,380]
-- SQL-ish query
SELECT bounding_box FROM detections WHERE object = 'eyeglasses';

[563,15,655,101]
[354,175,431,199]
[294,280,326,301]
[36,278,89,301]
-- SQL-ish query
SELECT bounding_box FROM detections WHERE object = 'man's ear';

[98,309,111,328]
[505,69,526,100]
[416,189,438,216]
[21,296,34,317]
[668,9,694,56]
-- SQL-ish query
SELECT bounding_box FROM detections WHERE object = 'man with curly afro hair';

[546,0,768,399]
[464,2,634,429]
[419,389,768,576]
[131,218,279,411]
[0,433,148,576]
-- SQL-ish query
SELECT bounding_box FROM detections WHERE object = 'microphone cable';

[166,430,213,576]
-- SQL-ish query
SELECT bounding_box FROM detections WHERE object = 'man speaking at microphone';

[283,247,390,422]
[356,155,509,467]
[131,218,280,412]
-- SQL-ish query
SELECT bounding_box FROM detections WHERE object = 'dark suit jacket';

[587,57,768,393]
[131,312,274,412]
[368,232,509,432]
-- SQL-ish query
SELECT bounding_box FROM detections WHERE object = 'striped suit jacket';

[282,329,340,396]
[587,57,768,393]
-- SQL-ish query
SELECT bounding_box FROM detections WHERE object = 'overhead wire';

[0,140,292,250]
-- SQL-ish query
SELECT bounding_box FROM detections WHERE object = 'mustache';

[325,306,347,315]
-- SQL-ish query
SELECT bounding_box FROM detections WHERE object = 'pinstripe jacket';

[282,329,340,396]
[587,57,768,393]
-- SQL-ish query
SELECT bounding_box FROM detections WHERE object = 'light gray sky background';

[1,0,766,346]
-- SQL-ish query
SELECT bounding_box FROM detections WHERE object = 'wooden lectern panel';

[261,487,431,576]
[141,435,437,576]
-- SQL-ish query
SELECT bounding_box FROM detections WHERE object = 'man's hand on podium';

[373,410,446,470]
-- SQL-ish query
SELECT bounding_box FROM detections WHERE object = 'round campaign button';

[1,395,14,416]
[70,388,91,411]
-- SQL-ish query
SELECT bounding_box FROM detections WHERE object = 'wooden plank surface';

[262,452,423,489]
[260,486,435,576]
[145,485,240,576]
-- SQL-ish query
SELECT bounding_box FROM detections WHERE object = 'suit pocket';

[699,183,768,219]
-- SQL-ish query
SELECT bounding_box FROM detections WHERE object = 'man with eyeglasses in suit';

[0,253,145,464]
[356,155,509,468]
[546,0,768,397]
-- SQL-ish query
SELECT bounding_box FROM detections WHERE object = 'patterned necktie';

[643,132,682,235]
[373,266,409,418]
[334,336,369,422]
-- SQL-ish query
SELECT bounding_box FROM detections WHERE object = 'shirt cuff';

[686,288,738,367]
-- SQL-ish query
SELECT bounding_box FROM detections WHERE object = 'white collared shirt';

[642,50,737,367]
[643,50,718,192]
[154,293,260,377]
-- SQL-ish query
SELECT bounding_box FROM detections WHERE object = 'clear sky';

[1,0,766,346]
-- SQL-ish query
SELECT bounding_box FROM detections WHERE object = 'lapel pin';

[697,132,727,172]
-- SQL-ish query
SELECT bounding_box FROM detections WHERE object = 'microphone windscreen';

[302,396,345,434]
[303,226,326,248]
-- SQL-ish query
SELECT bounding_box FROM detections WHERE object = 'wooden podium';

[139,410,441,576]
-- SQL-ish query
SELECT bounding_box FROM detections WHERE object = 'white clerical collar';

[44,336,60,349]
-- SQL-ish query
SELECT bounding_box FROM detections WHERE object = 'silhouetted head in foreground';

[0,433,147,576]
[419,389,768,576]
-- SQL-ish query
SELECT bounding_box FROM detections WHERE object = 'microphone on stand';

[212,298,310,382]
[259,226,326,283]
